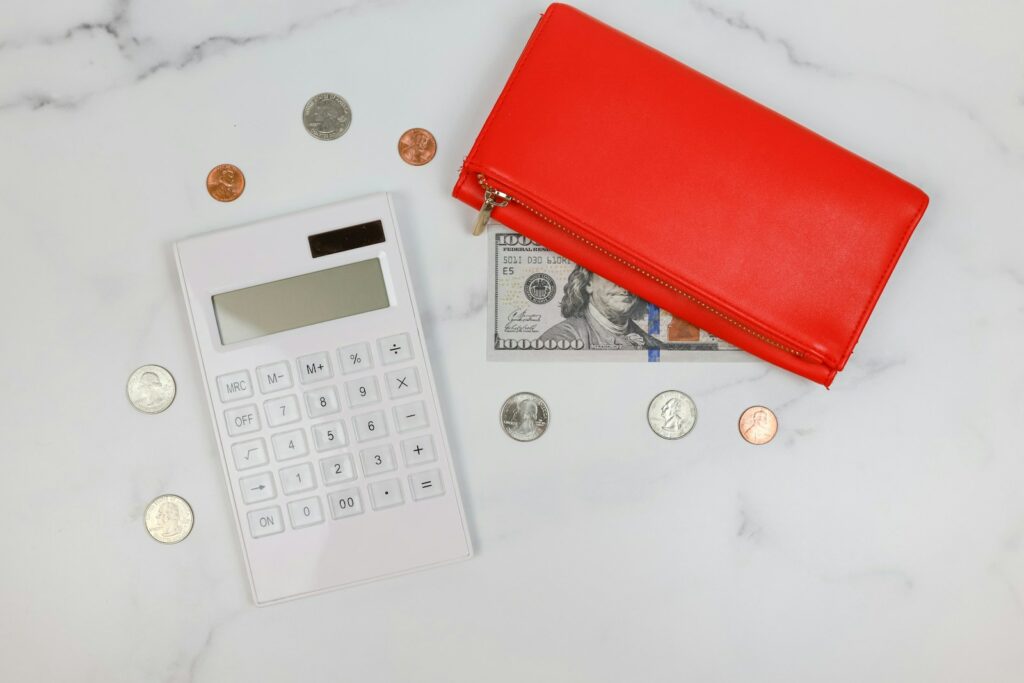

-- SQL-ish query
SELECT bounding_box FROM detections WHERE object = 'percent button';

[340,342,373,374]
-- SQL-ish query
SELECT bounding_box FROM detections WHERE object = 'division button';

[378,333,413,365]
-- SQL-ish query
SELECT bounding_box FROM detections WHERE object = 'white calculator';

[175,193,472,605]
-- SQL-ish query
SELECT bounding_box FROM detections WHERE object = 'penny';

[738,405,778,445]
[500,392,550,442]
[145,494,194,544]
[647,390,697,440]
[206,164,245,202]
[398,127,437,166]
[302,92,352,141]
[127,364,176,414]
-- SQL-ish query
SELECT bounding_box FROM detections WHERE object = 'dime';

[303,92,352,140]
[500,392,550,442]
[738,405,778,445]
[127,364,176,414]
[397,127,437,166]
[647,390,697,439]
[206,164,245,202]
[145,494,194,544]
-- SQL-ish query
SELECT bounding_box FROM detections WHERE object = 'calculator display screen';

[212,258,390,344]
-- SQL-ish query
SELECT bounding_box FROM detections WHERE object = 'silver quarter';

[127,364,176,414]
[500,392,550,442]
[647,390,697,439]
[144,494,194,544]
[302,92,352,140]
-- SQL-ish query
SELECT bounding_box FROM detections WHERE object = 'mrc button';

[216,370,253,402]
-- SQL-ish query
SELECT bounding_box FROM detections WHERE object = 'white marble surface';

[2,0,1023,680]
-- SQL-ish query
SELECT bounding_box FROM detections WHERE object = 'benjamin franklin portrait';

[538,266,660,350]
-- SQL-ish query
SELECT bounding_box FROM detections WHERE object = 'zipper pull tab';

[471,188,510,236]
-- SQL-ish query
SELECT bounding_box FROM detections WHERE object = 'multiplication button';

[378,333,413,365]
[385,367,420,399]
[216,370,253,403]
[225,404,260,436]
[297,351,333,384]
[248,506,284,538]
[256,361,292,393]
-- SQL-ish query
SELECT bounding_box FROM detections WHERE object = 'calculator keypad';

[219,334,447,538]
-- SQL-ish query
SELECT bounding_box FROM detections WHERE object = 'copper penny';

[398,128,437,166]
[738,406,778,445]
[206,164,245,202]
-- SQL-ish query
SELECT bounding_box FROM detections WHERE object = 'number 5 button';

[312,421,347,451]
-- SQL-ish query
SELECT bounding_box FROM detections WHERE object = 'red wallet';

[452,3,928,386]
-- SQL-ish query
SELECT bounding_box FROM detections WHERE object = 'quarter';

[738,405,778,445]
[647,390,697,439]
[144,494,194,544]
[500,392,550,442]
[303,92,352,141]
[398,128,437,166]
[206,164,245,202]
[127,364,176,414]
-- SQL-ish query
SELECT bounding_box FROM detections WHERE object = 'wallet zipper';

[474,174,808,360]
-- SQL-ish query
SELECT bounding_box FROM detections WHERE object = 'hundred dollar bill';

[488,227,748,362]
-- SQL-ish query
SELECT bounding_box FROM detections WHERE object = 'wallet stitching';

[839,193,929,364]
[478,170,821,362]
[460,6,557,177]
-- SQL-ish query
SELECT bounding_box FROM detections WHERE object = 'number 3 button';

[353,410,388,442]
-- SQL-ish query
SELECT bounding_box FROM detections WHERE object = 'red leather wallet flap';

[454,3,928,385]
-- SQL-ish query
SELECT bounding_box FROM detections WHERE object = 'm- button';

[216,370,253,403]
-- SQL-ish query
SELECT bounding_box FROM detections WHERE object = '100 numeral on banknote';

[489,227,747,362]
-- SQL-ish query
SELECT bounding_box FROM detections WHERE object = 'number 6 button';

[353,410,388,441]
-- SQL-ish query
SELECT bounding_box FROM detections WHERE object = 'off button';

[225,404,261,436]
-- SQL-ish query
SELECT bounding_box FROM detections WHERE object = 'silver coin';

[647,390,697,439]
[302,92,352,140]
[144,494,194,544]
[500,392,550,442]
[126,364,176,414]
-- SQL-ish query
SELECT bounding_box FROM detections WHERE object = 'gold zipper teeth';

[478,176,805,359]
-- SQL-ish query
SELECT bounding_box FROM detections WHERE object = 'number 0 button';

[287,497,324,529]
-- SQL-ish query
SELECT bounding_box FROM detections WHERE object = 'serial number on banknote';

[488,227,748,362]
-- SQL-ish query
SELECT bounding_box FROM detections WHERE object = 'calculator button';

[231,438,268,470]
[409,469,444,501]
[297,351,333,384]
[256,361,293,394]
[353,410,388,442]
[304,386,340,418]
[400,435,436,467]
[320,453,357,485]
[271,429,309,461]
[225,404,260,436]
[279,462,316,496]
[239,471,276,505]
[378,333,413,365]
[368,478,405,510]
[312,421,347,451]
[393,401,428,433]
[345,376,380,408]
[216,370,253,403]
[359,445,396,477]
[328,488,364,519]
[264,395,301,427]
[288,497,324,529]
[339,342,374,374]
[248,506,284,538]
[385,367,420,399]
